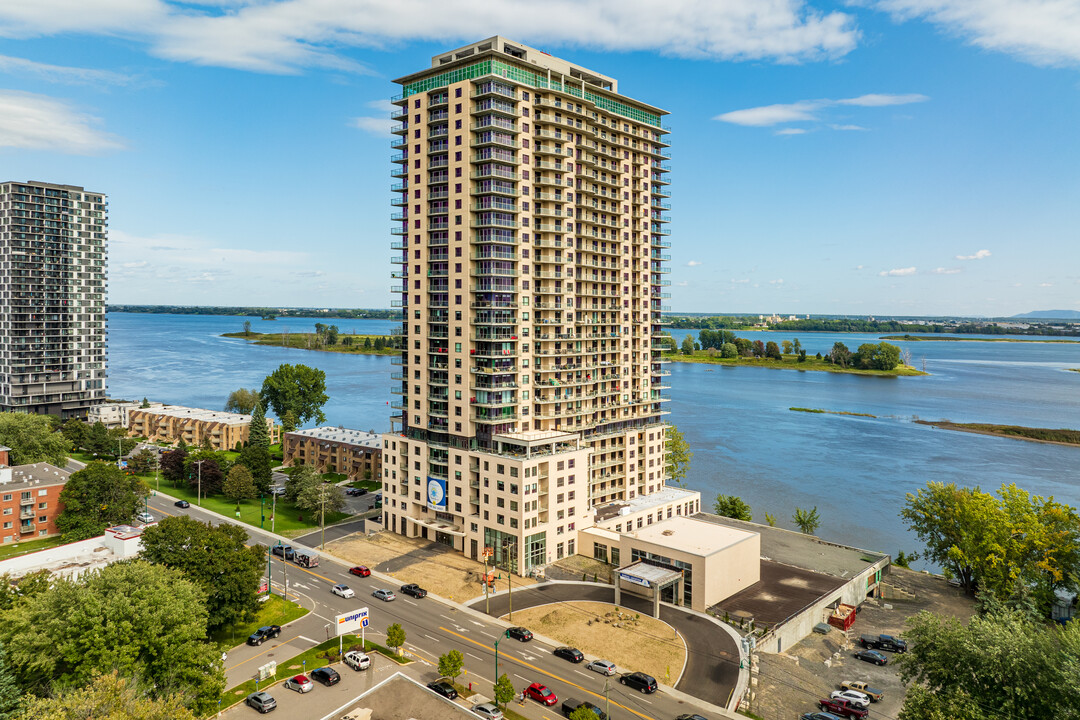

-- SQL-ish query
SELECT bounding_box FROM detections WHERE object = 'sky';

[0,1,1078,317]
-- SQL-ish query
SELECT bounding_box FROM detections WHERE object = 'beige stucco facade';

[283,427,382,481]
[128,405,279,450]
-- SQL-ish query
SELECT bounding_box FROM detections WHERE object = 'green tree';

[184,455,224,496]
[160,446,188,486]
[247,402,270,449]
[385,623,406,655]
[260,364,329,427]
[713,494,752,521]
[59,419,88,452]
[139,516,265,631]
[0,413,70,466]
[127,448,158,475]
[854,342,902,371]
[237,445,273,495]
[0,641,21,720]
[664,425,692,487]
[280,410,299,433]
[793,506,821,535]
[828,342,852,368]
[224,388,260,415]
[140,397,151,409]
[0,561,223,716]
[223,465,257,507]
[896,607,1080,720]
[782,340,793,354]
[18,671,196,720]
[570,707,601,720]
[437,649,464,683]
[680,335,695,355]
[493,673,515,709]
[243,320,252,336]
[763,512,777,527]
[0,571,51,612]
[793,338,802,354]
[285,466,319,502]
[295,476,346,529]
[56,462,150,541]
[765,341,782,360]
[720,342,737,358]
[901,482,1080,607]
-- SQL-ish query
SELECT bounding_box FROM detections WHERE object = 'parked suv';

[245,691,277,713]
[819,697,869,720]
[561,698,607,720]
[619,672,657,694]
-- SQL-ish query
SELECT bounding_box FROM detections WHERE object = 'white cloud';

[874,0,1080,67]
[0,0,860,73]
[0,90,124,154]
[930,267,962,274]
[0,54,136,85]
[686,260,702,267]
[955,248,991,260]
[121,260,148,269]
[775,127,808,135]
[716,92,928,128]
[769,278,785,284]
[731,278,751,284]
[349,116,394,137]
[1040,282,1054,287]
[879,267,917,276]
[835,92,929,106]
[855,264,866,270]
[677,280,689,286]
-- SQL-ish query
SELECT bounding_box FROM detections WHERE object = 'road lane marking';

[297,636,318,644]
[423,633,440,643]
[514,673,530,683]
[438,626,655,720]
[467,652,484,662]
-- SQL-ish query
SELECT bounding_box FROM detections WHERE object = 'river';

[107,313,1080,567]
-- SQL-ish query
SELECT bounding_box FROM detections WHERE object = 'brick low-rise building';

[283,427,381,480]
[127,405,279,450]
[0,462,70,542]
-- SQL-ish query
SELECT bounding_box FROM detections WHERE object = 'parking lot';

[750,567,975,720]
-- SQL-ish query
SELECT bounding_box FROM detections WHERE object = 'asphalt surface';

[144,492,724,720]
[470,584,740,708]
[293,518,369,548]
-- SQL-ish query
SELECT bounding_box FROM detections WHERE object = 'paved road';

[470,583,741,708]
[293,518,368,548]
[145,493,724,720]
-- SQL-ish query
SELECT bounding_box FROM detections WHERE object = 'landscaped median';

[212,594,309,650]
[216,634,410,715]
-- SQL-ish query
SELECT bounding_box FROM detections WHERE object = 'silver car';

[472,702,504,720]
[373,588,396,601]
[586,659,616,676]
[284,674,313,693]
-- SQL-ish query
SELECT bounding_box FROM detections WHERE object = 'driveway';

[467,582,740,707]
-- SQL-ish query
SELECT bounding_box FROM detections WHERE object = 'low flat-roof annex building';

[319,671,478,720]
[127,404,279,450]
[0,524,144,580]
[283,426,381,481]
[579,515,760,614]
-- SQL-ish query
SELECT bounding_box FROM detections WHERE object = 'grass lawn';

[222,331,398,356]
[268,443,283,464]
[349,479,380,491]
[147,478,351,536]
[69,451,105,464]
[211,594,309,649]
[666,350,928,376]
[0,535,65,561]
[219,634,408,711]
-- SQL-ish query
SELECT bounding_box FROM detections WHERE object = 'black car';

[853,649,888,666]
[310,667,340,686]
[247,625,281,646]
[174,499,190,508]
[553,647,584,663]
[400,583,427,598]
[507,626,533,642]
[427,680,458,700]
[619,671,657,694]
[271,544,294,561]
[801,714,842,720]
[676,715,708,720]
[562,698,607,720]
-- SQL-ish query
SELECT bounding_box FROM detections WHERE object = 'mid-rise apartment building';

[0,181,108,418]
[283,426,381,480]
[0,462,70,542]
[127,405,280,450]
[382,37,675,573]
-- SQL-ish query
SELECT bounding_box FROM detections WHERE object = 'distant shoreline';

[666,353,927,376]
[880,334,1080,344]
[222,331,397,356]
[914,420,1080,447]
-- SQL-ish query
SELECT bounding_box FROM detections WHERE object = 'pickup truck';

[840,680,883,702]
[819,698,869,720]
[858,633,908,653]
[247,625,281,646]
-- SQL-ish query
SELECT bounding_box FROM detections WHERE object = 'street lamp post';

[493,628,511,695]
[271,490,277,534]
[260,494,265,529]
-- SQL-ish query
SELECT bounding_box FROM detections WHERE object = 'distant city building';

[0,181,108,418]
[87,400,165,429]
[283,426,381,480]
[0,462,70,542]
[382,37,680,574]
[127,404,280,450]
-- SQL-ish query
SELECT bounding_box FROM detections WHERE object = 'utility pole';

[272,490,277,534]
[193,459,205,506]
[493,628,510,692]
[320,483,327,550]
[604,675,611,719]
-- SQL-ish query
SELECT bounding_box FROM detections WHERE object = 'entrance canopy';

[404,515,466,537]
[614,560,684,617]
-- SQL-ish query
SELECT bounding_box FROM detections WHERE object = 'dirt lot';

[750,567,976,720]
[548,554,615,584]
[505,601,686,685]
[325,532,536,603]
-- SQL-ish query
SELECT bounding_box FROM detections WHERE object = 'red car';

[350,566,371,577]
[525,682,557,706]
